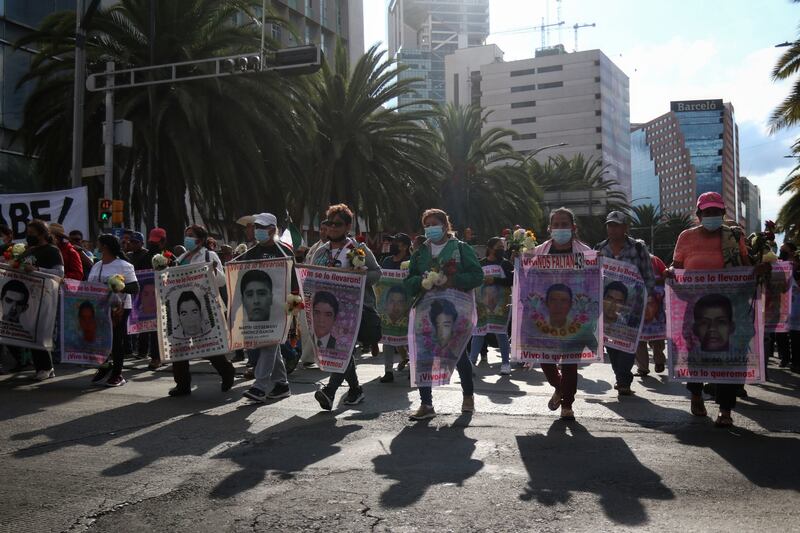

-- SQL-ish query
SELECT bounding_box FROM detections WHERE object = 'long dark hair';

[98,234,127,261]
[186,224,209,248]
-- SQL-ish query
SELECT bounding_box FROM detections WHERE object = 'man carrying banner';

[379,233,412,382]
[665,192,767,427]
[595,211,655,397]
[233,213,296,403]
[532,208,592,421]
[405,208,483,420]
[636,253,668,376]
[310,204,381,410]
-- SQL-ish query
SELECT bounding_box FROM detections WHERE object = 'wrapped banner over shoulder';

[666,268,764,383]
[764,261,792,333]
[511,251,602,364]
[61,280,112,365]
[409,288,476,388]
[226,258,291,350]
[0,265,60,350]
[0,186,89,241]
[156,263,229,362]
[127,270,157,334]
[296,265,366,373]
[375,269,410,346]
[640,285,667,341]
[601,257,647,353]
[473,264,512,336]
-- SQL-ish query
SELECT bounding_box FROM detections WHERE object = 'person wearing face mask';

[665,192,760,428]
[310,204,382,410]
[168,224,235,397]
[379,233,413,382]
[68,229,95,280]
[140,228,174,370]
[87,234,139,387]
[17,220,65,380]
[531,208,592,421]
[468,237,514,375]
[404,208,484,420]
[231,213,297,403]
[774,242,798,368]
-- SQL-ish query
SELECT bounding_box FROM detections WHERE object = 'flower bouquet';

[151,250,174,270]
[2,243,27,268]
[108,274,126,292]
[286,292,305,316]
[234,243,249,256]
[347,243,368,269]
[400,260,410,270]
[508,228,538,255]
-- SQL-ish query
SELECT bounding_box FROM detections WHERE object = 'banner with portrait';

[409,288,476,388]
[296,265,366,373]
[666,268,764,383]
[0,265,60,350]
[156,263,229,362]
[375,269,410,346]
[601,257,647,353]
[127,270,157,334]
[790,278,800,331]
[473,264,512,336]
[511,251,602,364]
[60,279,112,365]
[226,258,291,350]
[640,285,667,341]
[764,261,792,333]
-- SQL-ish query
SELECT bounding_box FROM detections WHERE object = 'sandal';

[690,395,707,417]
[548,390,562,411]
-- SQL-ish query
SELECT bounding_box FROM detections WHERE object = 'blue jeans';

[418,352,473,406]
[469,333,510,364]
[608,347,635,388]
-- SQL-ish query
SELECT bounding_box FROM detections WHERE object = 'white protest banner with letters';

[156,263,229,362]
[601,257,647,353]
[296,265,366,373]
[0,264,60,350]
[666,268,765,384]
[0,187,89,241]
[226,257,291,350]
[61,279,113,365]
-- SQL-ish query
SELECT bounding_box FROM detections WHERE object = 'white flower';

[421,278,434,290]
[352,255,366,268]
[400,260,410,270]
[234,243,248,255]
[151,254,169,270]
[513,228,526,240]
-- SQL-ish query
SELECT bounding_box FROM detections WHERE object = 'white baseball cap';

[252,213,277,227]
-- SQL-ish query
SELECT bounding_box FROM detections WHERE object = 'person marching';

[635,253,668,376]
[533,208,592,421]
[468,236,514,375]
[233,213,295,403]
[404,208,484,420]
[595,211,656,396]
[87,234,139,387]
[310,204,381,410]
[665,192,765,427]
[380,233,412,383]
[168,224,235,397]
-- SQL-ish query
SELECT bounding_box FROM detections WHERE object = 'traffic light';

[112,200,124,224]
[98,198,112,224]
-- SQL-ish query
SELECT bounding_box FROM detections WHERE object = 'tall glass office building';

[1,1,76,192]
[630,128,659,209]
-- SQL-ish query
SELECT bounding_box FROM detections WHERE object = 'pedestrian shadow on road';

[516,420,674,526]
[372,413,484,509]
[209,413,362,499]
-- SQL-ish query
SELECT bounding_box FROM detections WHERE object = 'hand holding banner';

[0,264,60,350]
[375,269,410,346]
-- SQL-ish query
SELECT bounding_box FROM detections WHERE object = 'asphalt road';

[2,350,799,532]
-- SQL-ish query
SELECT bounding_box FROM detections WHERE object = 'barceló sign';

[670,99,723,112]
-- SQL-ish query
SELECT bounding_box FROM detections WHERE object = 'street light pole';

[70,0,86,187]
[521,142,569,164]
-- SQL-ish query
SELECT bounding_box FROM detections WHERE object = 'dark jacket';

[404,238,483,303]
[480,256,514,287]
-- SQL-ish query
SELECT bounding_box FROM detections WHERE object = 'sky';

[361,0,800,227]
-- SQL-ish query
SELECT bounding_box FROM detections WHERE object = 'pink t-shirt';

[673,226,748,270]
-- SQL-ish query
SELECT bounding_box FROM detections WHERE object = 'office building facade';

[388,0,490,110]
[738,176,762,235]
[447,45,632,200]
[631,99,746,223]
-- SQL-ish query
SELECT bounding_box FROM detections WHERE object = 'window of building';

[513,133,537,140]
[538,65,563,73]
[510,68,536,77]
[511,100,536,108]
[511,84,537,93]
[511,116,537,125]
[538,81,563,90]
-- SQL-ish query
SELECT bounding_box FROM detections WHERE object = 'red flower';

[356,234,366,243]
[443,259,458,276]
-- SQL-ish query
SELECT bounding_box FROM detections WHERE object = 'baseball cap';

[605,211,628,225]
[128,231,145,243]
[148,228,167,242]
[252,213,277,227]
[391,233,412,246]
[697,192,725,211]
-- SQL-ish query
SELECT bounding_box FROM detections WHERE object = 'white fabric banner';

[0,187,89,240]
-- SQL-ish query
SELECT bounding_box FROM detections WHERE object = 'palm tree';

[654,211,694,262]
[303,42,440,232]
[628,203,662,247]
[770,1,800,133]
[432,103,540,237]
[776,139,800,240]
[17,0,302,239]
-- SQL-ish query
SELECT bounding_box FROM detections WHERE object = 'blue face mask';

[701,216,723,232]
[551,229,573,245]
[254,228,271,242]
[184,236,199,251]
[424,225,445,242]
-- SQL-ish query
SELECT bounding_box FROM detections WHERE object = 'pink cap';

[696,192,725,211]
[148,228,167,242]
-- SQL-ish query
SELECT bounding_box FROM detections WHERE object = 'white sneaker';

[500,363,511,375]
[35,369,55,381]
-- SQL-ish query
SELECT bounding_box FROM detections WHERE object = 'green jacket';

[404,238,484,304]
